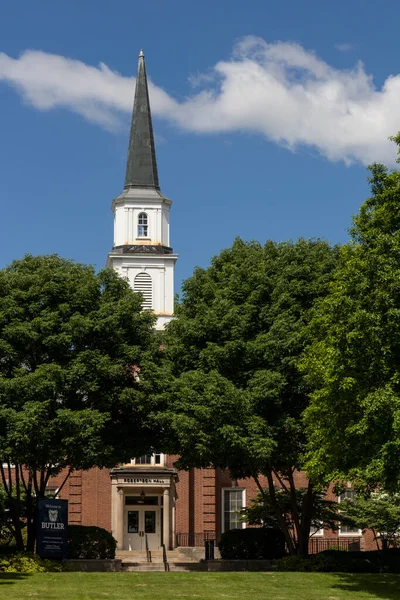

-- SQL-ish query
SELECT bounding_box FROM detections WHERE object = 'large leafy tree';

[304,136,400,492]
[0,254,164,551]
[162,238,338,555]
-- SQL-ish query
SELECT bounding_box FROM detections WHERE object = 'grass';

[1,572,400,600]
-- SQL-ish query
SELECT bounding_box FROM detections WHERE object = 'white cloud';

[335,43,355,52]
[0,38,399,165]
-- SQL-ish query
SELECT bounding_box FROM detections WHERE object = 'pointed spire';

[124,50,160,190]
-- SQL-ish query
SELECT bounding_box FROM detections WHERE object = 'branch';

[272,469,290,494]
[0,464,10,498]
[15,463,21,507]
[32,470,40,497]
[55,467,73,497]
[287,469,301,538]
[39,469,46,496]
[44,470,52,487]
[253,474,269,500]
[19,466,28,494]
[7,461,13,496]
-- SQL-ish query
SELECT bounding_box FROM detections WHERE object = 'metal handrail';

[145,534,152,563]
[161,543,169,572]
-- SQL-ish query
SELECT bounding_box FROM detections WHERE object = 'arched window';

[138,212,148,237]
[134,272,152,309]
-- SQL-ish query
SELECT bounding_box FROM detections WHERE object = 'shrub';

[218,527,286,560]
[0,553,63,572]
[274,549,400,573]
[68,525,116,559]
[273,556,314,572]
[0,544,18,555]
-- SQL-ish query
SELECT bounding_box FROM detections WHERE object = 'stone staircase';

[117,549,203,572]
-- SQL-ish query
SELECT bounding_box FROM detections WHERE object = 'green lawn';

[1,572,400,600]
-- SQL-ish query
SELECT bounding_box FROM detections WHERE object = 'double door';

[124,507,160,551]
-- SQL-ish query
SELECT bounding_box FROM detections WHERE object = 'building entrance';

[123,496,161,550]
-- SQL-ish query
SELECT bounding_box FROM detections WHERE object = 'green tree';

[341,491,400,550]
[303,136,400,492]
[242,489,339,539]
[0,254,164,551]
[162,238,338,555]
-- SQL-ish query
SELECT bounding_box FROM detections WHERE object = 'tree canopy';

[0,254,165,549]
[162,237,338,555]
[304,137,400,492]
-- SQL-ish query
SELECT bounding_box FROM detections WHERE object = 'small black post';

[209,539,215,560]
[204,539,210,560]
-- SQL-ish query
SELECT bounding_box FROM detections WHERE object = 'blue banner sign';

[36,498,68,558]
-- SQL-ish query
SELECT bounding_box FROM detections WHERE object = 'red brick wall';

[48,463,379,551]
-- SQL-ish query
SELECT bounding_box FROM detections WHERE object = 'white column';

[124,207,129,244]
[163,488,170,550]
[116,488,125,550]
[171,482,176,549]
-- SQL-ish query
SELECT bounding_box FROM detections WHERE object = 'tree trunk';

[254,471,296,555]
[286,469,303,555]
[296,480,314,558]
[10,501,24,551]
[26,492,36,553]
[0,463,24,550]
[26,469,47,553]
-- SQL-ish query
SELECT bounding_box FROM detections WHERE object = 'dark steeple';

[124,50,160,190]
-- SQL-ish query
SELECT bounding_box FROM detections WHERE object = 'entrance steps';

[117,549,202,572]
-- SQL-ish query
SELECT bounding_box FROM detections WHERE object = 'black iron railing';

[161,543,169,571]
[176,531,361,556]
[308,537,361,554]
[145,534,152,562]
[176,532,219,547]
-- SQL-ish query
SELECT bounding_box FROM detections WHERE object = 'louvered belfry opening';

[134,272,153,309]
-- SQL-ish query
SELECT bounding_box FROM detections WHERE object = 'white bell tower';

[107,50,178,330]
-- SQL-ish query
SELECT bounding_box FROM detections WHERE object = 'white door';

[124,507,160,551]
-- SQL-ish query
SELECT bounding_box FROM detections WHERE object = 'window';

[222,489,245,532]
[135,455,153,465]
[137,212,148,237]
[309,522,324,537]
[133,272,152,309]
[32,486,59,498]
[44,486,59,498]
[131,454,163,467]
[338,489,361,535]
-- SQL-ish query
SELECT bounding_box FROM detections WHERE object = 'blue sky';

[1,0,400,292]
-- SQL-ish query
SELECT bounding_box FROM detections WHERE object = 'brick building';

[50,50,374,555]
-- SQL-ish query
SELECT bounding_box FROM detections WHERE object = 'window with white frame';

[309,521,324,537]
[131,453,164,467]
[222,489,245,532]
[137,212,149,237]
[338,489,361,535]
